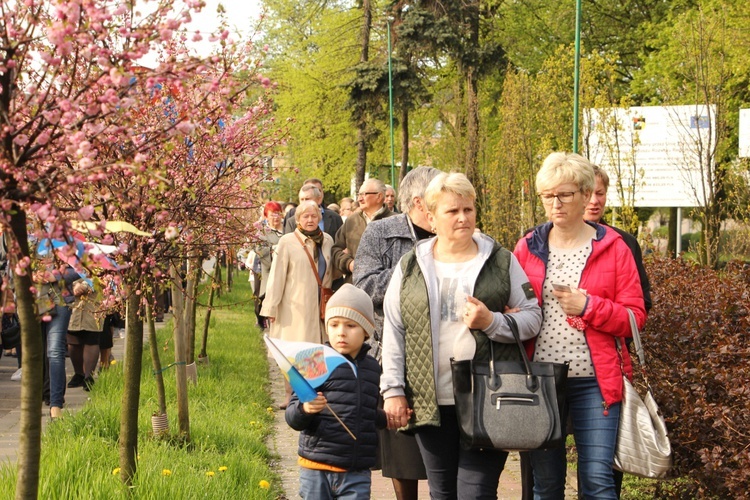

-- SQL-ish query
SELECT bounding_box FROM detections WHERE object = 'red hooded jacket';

[514,222,647,407]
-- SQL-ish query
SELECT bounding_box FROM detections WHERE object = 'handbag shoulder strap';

[294,231,323,287]
[623,308,656,388]
[626,309,645,366]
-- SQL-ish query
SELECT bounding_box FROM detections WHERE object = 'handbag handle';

[490,315,538,392]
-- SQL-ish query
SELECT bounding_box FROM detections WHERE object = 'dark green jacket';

[396,240,519,430]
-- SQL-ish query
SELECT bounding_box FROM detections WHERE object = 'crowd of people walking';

[0,235,132,420]
[256,151,651,500]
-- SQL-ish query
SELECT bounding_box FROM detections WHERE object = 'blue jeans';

[298,467,371,499]
[43,305,72,408]
[415,405,508,500]
[530,377,620,500]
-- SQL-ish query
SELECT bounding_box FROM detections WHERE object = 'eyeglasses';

[538,191,580,205]
[358,191,379,197]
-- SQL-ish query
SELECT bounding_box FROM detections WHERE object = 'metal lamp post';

[386,16,396,187]
[572,0,582,153]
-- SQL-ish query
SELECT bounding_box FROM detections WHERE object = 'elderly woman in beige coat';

[261,200,333,408]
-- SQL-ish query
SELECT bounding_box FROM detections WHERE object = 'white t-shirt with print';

[433,254,484,404]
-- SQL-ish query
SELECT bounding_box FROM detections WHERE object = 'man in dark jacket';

[331,178,394,284]
[584,165,651,311]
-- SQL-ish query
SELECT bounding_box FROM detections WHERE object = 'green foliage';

[498,0,684,86]
[0,276,279,499]
[261,1,362,196]
[260,0,750,240]
[481,45,626,244]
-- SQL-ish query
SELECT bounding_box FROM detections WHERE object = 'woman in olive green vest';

[380,172,542,499]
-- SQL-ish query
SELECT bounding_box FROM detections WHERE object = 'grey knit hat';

[324,284,376,339]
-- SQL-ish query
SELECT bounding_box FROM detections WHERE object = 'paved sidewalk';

[267,357,578,499]
[0,330,127,465]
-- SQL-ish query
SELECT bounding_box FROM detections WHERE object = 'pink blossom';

[175,121,195,135]
[37,130,51,145]
[13,134,29,146]
[78,205,95,220]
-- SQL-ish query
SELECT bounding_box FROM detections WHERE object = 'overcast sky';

[140,1,263,65]
[189,0,262,45]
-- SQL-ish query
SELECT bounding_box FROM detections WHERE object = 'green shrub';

[652,226,669,239]
[680,232,701,252]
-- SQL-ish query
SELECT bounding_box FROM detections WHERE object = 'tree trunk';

[225,251,233,292]
[214,262,222,299]
[9,211,43,500]
[118,288,144,485]
[170,262,190,438]
[183,256,200,365]
[199,270,218,359]
[400,107,409,183]
[701,204,721,269]
[145,300,167,416]
[355,0,372,189]
[464,0,480,190]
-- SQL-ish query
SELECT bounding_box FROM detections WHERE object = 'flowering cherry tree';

[0,1,280,495]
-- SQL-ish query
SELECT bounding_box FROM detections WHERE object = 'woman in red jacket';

[513,152,646,499]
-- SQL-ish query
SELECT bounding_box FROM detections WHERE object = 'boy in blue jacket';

[285,283,387,499]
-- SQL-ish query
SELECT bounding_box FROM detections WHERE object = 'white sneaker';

[10,368,22,381]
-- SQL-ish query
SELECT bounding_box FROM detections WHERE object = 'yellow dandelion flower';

[206,471,215,477]
[266,406,274,413]
[218,466,228,472]
[112,468,121,476]
[162,469,172,476]
[110,359,117,365]
[259,480,270,489]
[249,421,257,426]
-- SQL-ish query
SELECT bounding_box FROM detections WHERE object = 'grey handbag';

[451,315,568,451]
[614,309,672,478]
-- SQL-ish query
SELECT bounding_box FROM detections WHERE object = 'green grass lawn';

[0,272,281,499]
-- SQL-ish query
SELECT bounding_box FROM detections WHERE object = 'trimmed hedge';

[642,257,750,498]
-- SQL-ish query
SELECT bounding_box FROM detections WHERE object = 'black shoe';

[82,377,95,392]
[67,373,86,388]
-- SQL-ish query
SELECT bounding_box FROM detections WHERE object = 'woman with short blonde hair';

[423,172,476,213]
[514,152,646,499]
[382,172,542,498]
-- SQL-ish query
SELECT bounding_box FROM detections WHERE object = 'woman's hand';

[266,317,275,324]
[463,296,493,331]
[32,270,56,284]
[72,281,90,297]
[384,396,413,430]
[302,393,327,414]
[553,287,587,316]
